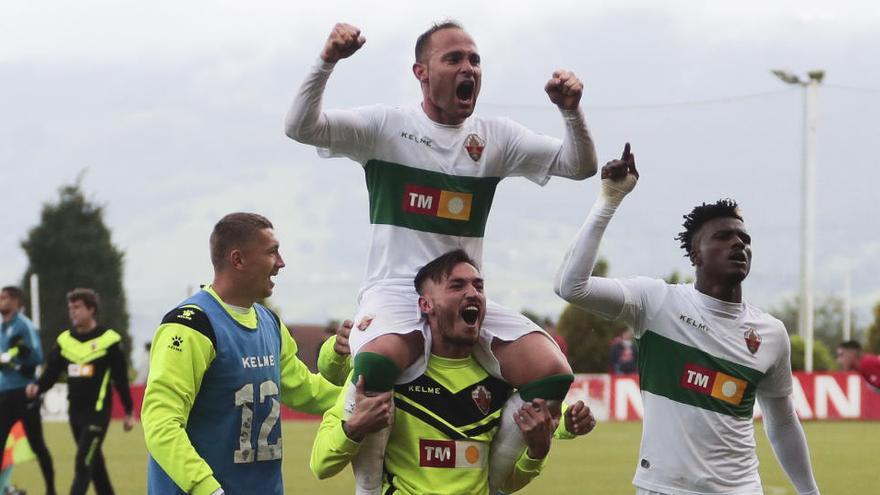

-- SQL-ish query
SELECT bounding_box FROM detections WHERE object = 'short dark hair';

[414,249,479,295]
[675,199,743,257]
[415,20,465,63]
[67,288,99,314]
[838,340,862,352]
[1,286,24,304]
[210,213,274,268]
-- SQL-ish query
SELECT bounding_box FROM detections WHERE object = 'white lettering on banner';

[814,375,860,418]
[614,378,643,420]
[791,377,813,419]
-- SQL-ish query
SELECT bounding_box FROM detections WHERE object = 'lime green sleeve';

[553,402,577,440]
[278,323,341,414]
[500,450,548,493]
[142,323,221,495]
[316,335,353,386]
[309,372,360,479]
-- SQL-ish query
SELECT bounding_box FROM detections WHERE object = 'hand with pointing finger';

[321,23,366,64]
[600,142,639,204]
[545,70,584,110]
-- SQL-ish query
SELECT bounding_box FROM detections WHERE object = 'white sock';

[344,380,394,495]
[488,393,527,493]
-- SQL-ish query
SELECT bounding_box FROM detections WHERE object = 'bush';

[789,335,834,371]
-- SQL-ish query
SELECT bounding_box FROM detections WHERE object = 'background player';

[285,21,598,493]
[0,286,56,495]
[27,288,134,495]
[142,213,340,495]
[836,340,880,390]
[553,144,820,494]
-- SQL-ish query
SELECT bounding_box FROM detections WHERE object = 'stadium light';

[772,69,824,372]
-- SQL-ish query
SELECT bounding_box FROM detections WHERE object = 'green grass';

[9,420,876,494]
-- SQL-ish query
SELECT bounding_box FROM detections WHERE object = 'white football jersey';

[614,277,792,494]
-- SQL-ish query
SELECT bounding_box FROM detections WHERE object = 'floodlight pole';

[843,271,852,341]
[29,273,41,329]
[772,69,824,372]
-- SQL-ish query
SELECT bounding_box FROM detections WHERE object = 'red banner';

[562,371,880,421]
[98,372,880,422]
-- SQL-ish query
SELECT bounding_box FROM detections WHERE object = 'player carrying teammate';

[554,145,821,494]
[312,250,596,494]
[285,21,598,493]
[142,213,340,495]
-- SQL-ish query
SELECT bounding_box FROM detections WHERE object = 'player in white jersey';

[554,145,820,495]
[285,21,598,494]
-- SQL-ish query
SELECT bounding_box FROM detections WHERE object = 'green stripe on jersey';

[638,330,764,418]
[364,159,500,237]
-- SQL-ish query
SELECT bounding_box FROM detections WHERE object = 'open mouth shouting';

[460,302,482,326]
[456,80,476,104]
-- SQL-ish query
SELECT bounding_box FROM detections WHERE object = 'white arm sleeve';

[554,197,627,319]
[552,107,598,180]
[284,58,336,147]
[504,107,598,185]
[284,58,378,162]
[759,395,820,495]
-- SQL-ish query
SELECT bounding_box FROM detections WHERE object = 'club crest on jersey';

[471,385,491,415]
[464,133,485,162]
[744,327,762,354]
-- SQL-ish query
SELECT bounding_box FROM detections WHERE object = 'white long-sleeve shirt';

[554,197,820,495]
[285,59,598,291]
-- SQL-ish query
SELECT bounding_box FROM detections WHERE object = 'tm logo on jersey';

[419,439,485,468]
[680,363,747,405]
[403,184,472,221]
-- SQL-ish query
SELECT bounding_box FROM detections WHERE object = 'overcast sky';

[2,0,878,346]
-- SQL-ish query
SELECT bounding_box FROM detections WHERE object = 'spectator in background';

[836,340,880,390]
[608,328,638,375]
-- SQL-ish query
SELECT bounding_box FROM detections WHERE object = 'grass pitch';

[9,420,875,494]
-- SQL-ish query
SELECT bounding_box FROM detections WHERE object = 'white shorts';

[350,282,551,383]
[635,490,669,495]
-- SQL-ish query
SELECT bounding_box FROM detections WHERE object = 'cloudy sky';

[2,0,878,347]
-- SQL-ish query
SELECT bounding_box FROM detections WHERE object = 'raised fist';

[321,23,366,63]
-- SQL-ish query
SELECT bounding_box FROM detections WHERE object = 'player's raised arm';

[554,144,637,320]
[545,69,598,180]
[501,69,597,183]
[285,23,373,149]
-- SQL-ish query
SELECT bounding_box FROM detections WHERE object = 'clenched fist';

[321,23,366,63]
[545,70,583,110]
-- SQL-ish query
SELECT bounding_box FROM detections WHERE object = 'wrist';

[526,445,549,460]
[319,53,339,66]
[342,419,364,442]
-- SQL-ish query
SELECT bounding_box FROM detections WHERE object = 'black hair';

[1,286,23,303]
[675,199,743,257]
[838,340,862,352]
[414,249,479,295]
[415,20,465,63]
